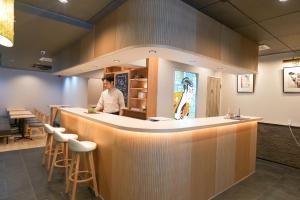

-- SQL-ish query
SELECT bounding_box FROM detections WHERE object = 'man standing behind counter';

[96,76,125,115]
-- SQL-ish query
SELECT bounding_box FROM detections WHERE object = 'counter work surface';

[60,107,262,133]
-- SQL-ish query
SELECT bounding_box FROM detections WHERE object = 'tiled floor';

[0,148,100,200]
[0,131,46,153]
[214,159,300,200]
[0,148,299,200]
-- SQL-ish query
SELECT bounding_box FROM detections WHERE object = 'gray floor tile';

[0,148,299,200]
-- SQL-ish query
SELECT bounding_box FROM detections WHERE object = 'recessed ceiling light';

[148,49,157,54]
[58,0,68,4]
[258,44,271,51]
[278,0,288,2]
[113,59,120,63]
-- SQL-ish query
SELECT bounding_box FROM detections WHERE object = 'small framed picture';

[237,74,254,93]
[283,66,300,93]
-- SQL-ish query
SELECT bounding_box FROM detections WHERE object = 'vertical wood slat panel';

[215,125,237,194]
[146,57,158,118]
[55,0,257,74]
[235,122,255,181]
[61,111,257,200]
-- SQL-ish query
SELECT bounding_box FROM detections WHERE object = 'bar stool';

[66,138,99,200]
[43,124,66,170]
[48,130,78,184]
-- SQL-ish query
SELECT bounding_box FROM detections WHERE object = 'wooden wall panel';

[249,122,257,172]
[221,25,258,72]
[80,29,95,63]
[61,111,258,200]
[94,11,117,56]
[196,12,222,60]
[54,0,258,74]
[146,57,158,118]
[235,122,256,181]
[190,128,217,200]
[215,125,236,194]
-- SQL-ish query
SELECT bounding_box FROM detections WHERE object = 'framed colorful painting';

[283,66,300,93]
[237,74,254,93]
[173,70,198,120]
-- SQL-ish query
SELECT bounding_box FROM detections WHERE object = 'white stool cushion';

[68,139,97,152]
[54,130,78,143]
[44,124,66,134]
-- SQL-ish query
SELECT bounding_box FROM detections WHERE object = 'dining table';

[7,109,36,140]
[6,107,26,112]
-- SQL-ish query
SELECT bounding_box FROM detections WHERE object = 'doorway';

[206,77,221,117]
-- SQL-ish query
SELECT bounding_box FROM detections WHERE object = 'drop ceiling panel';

[200,1,253,29]
[182,0,300,56]
[280,33,300,50]
[261,12,300,37]
[18,0,114,21]
[234,23,273,42]
[258,39,289,56]
[230,0,300,22]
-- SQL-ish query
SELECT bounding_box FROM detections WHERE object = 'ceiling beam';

[15,1,93,30]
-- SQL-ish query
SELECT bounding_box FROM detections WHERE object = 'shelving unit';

[103,57,158,120]
[126,67,148,119]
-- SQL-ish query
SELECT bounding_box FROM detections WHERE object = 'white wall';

[157,58,215,118]
[88,78,102,105]
[220,52,300,126]
[62,76,88,108]
[0,67,62,116]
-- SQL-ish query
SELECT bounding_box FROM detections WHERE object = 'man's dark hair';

[102,76,114,83]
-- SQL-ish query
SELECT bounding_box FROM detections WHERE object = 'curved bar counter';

[60,107,262,200]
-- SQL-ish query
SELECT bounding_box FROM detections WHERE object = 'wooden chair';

[25,112,49,139]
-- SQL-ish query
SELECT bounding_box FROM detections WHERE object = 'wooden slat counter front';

[60,108,262,200]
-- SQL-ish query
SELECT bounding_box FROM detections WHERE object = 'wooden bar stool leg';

[88,152,99,197]
[42,134,50,165]
[64,143,69,186]
[71,153,80,200]
[48,144,59,182]
[66,153,75,194]
[47,135,54,170]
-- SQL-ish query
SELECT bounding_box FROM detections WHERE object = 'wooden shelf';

[128,109,146,113]
[130,78,147,81]
[131,98,147,100]
[104,72,115,75]
[130,88,147,90]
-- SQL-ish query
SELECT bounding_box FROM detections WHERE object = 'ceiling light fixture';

[258,44,271,51]
[148,49,157,54]
[278,0,288,2]
[0,0,14,47]
[58,0,68,4]
[113,59,120,63]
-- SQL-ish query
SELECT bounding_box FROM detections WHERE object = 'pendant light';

[0,0,14,47]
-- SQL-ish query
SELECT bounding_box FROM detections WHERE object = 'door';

[206,77,221,117]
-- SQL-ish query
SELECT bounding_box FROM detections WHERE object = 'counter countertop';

[60,107,262,133]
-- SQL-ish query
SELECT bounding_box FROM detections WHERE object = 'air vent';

[32,63,52,71]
